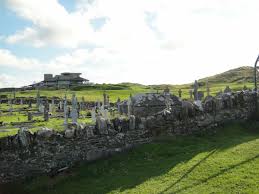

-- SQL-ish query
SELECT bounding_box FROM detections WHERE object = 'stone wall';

[0,91,257,183]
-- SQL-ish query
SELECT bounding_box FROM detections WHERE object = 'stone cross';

[71,93,78,124]
[193,80,199,101]
[178,89,182,98]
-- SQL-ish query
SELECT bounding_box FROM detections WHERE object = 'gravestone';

[163,86,170,95]
[64,95,68,125]
[28,112,33,121]
[28,100,32,108]
[43,101,49,121]
[193,80,199,101]
[178,89,182,98]
[127,96,132,117]
[36,90,40,108]
[13,90,16,99]
[129,115,136,130]
[8,99,13,114]
[59,100,63,111]
[224,86,232,93]
[107,95,110,107]
[71,93,78,124]
[91,107,96,123]
[103,92,108,107]
[197,91,204,100]
[243,85,248,91]
[97,100,101,109]
[96,115,108,135]
[20,99,23,105]
[189,89,193,99]
[206,80,210,96]
[39,103,44,113]
[117,97,121,114]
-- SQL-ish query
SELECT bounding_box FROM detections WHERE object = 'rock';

[129,115,136,130]
[96,116,108,135]
[64,129,75,138]
[37,127,54,138]
[86,126,95,137]
[17,127,32,147]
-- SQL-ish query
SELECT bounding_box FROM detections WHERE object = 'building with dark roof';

[29,73,89,88]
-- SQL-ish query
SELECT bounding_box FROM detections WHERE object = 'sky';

[0,0,259,88]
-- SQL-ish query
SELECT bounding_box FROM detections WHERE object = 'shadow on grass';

[1,121,259,194]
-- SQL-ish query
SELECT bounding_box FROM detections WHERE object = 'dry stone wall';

[0,91,257,183]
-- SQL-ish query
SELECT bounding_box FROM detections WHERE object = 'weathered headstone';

[91,107,96,123]
[96,115,108,135]
[39,103,44,113]
[71,93,78,124]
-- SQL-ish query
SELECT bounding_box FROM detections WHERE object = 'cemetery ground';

[0,82,255,138]
[2,121,259,194]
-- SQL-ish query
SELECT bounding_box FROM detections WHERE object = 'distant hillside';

[199,66,254,84]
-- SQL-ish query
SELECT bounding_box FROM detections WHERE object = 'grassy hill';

[3,122,259,194]
[0,66,256,101]
[199,66,254,84]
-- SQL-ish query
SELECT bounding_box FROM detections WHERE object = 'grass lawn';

[1,82,255,102]
[2,122,259,194]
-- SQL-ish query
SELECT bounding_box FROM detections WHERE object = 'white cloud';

[2,0,259,86]
[0,49,40,70]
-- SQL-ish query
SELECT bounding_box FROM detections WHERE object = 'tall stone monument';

[193,80,199,101]
[71,93,78,124]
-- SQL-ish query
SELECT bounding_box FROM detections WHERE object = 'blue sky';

[1,0,259,87]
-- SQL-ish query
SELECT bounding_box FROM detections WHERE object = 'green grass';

[3,122,259,194]
[1,82,254,102]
